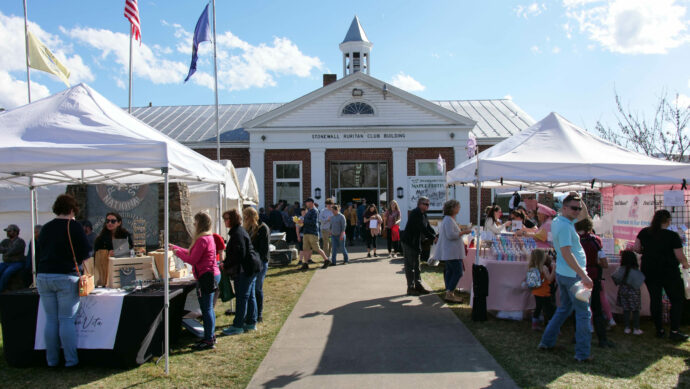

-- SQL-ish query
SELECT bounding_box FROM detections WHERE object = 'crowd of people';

[4,189,690,367]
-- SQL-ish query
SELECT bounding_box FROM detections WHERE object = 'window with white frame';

[274,161,302,205]
[416,159,443,176]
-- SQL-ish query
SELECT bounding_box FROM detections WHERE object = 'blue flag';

[184,3,212,82]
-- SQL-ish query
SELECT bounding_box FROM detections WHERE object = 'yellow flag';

[27,30,70,87]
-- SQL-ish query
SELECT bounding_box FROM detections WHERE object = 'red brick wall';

[193,148,250,168]
[265,149,311,207]
[325,148,393,201]
[406,147,455,176]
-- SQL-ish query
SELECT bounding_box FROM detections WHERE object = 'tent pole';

[29,178,37,286]
[163,168,170,375]
[474,153,481,265]
[218,183,223,234]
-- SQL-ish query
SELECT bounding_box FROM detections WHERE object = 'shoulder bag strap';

[67,219,82,277]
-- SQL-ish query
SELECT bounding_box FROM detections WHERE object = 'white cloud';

[552,46,561,53]
[563,0,690,54]
[0,11,93,108]
[563,22,573,39]
[504,94,513,100]
[530,45,542,54]
[390,72,425,92]
[66,27,189,85]
[0,71,50,109]
[515,3,547,19]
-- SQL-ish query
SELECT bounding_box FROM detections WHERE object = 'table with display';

[457,248,651,316]
[0,279,196,368]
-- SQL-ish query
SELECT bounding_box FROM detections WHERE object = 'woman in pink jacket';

[170,212,220,350]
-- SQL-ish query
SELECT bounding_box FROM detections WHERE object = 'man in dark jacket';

[0,224,27,292]
[401,197,436,295]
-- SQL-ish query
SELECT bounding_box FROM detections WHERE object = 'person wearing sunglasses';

[538,193,594,363]
[400,196,437,296]
[93,212,134,257]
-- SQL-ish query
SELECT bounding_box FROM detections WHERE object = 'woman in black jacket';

[93,212,133,255]
[36,194,89,368]
[243,207,270,323]
[634,209,690,340]
[221,209,262,336]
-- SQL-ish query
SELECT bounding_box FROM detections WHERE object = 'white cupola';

[339,16,372,77]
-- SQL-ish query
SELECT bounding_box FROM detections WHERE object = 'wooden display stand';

[93,250,110,287]
[149,250,175,279]
[107,256,154,288]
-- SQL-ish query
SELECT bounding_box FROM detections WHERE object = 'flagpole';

[23,0,31,103]
[128,28,133,113]
[212,0,220,162]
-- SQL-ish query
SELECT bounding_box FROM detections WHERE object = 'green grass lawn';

[422,264,690,388]
[0,259,318,389]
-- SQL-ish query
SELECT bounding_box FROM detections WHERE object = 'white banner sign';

[408,176,446,210]
[664,190,685,207]
[35,291,126,350]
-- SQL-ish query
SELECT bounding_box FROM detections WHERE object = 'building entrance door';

[329,161,388,209]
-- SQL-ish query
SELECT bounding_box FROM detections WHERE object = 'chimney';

[323,74,337,87]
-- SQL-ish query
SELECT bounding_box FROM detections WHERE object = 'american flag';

[124,0,141,42]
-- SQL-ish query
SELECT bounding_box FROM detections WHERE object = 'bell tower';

[339,16,372,77]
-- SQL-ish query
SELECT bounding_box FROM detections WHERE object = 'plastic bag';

[681,267,690,299]
[218,272,235,302]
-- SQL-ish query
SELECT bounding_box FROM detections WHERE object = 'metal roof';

[129,99,534,144]
[342,16,370,43]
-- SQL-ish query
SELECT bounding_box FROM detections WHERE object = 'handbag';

[218,272,235,302]
[391,225,400,242]
[68,219,94,297]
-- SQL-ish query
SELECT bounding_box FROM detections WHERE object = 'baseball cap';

[4,224,19,232]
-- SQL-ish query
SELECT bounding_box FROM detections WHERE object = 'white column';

[310,147,326,202]
[250,147,265,207]
[392,147,409,228]
[453,145,471,225]
[366,52,370,75]
[342,54,347,77]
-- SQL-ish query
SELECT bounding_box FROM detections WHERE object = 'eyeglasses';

[568,206,583,211]
[105,219,118,224]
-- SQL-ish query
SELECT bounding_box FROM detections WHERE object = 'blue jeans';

[233,271,257,328]
[443,260,463,292]
[331,235,349,264]
[0,261,25,291]
[36,273,80,367]
[255,262,268,321]
[198,274,221,341]
[539,274,592,360]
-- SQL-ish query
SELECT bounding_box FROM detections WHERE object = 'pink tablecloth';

[457,249,650,315]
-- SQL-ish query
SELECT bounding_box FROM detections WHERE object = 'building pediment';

[243,72,476,130]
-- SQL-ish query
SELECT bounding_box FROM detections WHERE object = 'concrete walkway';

[247,248,518,389]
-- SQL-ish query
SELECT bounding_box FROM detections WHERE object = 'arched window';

[342,102,374,115]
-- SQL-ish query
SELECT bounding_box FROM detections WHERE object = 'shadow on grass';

[421,265,690,388]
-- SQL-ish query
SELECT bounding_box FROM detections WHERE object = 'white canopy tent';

[0,83,227,374]
[189,159,243,228]
[447,112,690,189]
[236,167,260,206]
[446,112,690,258]
[0,185,67,242]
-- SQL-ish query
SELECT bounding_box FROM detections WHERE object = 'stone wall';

[67,183,193,249]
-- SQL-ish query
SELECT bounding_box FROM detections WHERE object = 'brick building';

[131,17,534,226]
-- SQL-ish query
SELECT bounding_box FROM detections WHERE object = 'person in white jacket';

[432,200,473,303]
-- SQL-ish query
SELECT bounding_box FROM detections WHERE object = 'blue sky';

[0,0,689,133]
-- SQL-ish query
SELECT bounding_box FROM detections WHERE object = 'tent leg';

[163,170,170,375]
[475,180,481,265]
[29,182,37,286]
[218,183,223,234]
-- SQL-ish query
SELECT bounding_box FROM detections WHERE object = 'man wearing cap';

[0,224,27,291]
[301,198,330,270]
[538,193,593,362]
[318,198,334,258]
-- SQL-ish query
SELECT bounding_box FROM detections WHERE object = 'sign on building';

[408,176,446,211]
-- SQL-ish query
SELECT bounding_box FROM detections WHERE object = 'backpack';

[526,267,542,289]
